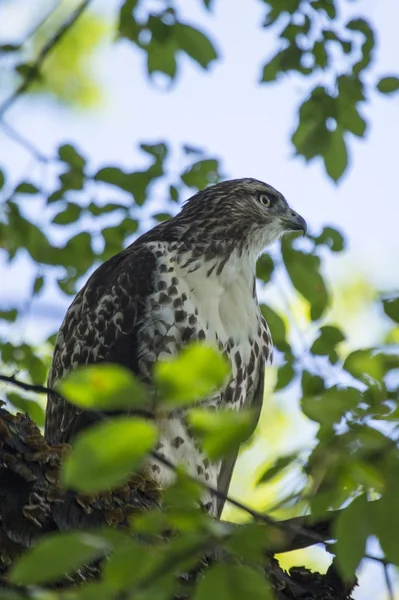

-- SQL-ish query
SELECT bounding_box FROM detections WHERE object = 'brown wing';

[216,362,265,518]
[45,244,156,444]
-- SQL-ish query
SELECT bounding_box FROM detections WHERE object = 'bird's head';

[177,178,306,256]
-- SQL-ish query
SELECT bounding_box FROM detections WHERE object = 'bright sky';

[0,0,398,596]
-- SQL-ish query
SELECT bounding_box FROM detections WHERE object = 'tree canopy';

[0,0,398,598]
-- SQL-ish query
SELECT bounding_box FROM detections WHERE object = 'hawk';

[45,178,306,517]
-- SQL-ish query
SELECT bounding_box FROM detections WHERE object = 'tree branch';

[0,0,92,120]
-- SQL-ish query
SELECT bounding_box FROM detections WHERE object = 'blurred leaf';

[147,41,177,78]
[282,240,329,320]
[103,539,159,591]
[343,349,394,384]
[58,363,148,411]
[52,202,82,225]
[0,309,18,322]
[58,144,86,169]
[311,325,345,355]
[377,76,399,94]
[313,226,345,252]
[225,522,274,562]
[32,274,44,295]
[372,486,399,566]
[383,296,399,323]
[0,170,4,189]
[188,408,255,459]
[302,370,325,395]
[155,343,230,408]
[62,417,157,493]
[7,392,45,427]
[256,254,274,283]
[59,168,85,191]
[169,184,179,201]
[153,212,172,222]
[276,357,295,390]
[87,202,126,216]
[174,23,217,68]
[181,159,221,189]
[9,532,108,585]
[292,87,334,160]
[32,12,108,108]
[257,453,298,485]
[324,127,347,182]
[15,182,40,194]
[311,0,336,19]
[334,494,370,579]
[260,304,287,351]
[302,387,362,425]
[194,563,272,600]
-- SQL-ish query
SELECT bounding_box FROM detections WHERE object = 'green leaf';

[302,387,362,425]
[225,523,273,562]
[376,76,399,94]
[343,349,387,384]
[311,325,345,355]
[103,539,159,591]
[87,202,126,216]
[313,226,345,252]
[9,532,109,585]
[339,104,367,138]
[324,127,348,182]
[62,417,157,493]
[257,453,298,485]
[260,304,287,351]
[372,487,399,566]
[32,274,44,295]
[256,254,274,283]
[59,168,85,191]
[301,371,325,395]
[174,23,217,69]
[0,309,18,322]
[181,159,221,189]
[15,182,40,194]
[155,343,230,408]
[282,241,329,320]
[334,494,370,579]
[58,364,148,411]
[6,392,45,427]
[383,296,399,323]
[0,170,5,190]
[58,144,86,169]
[153,212,172,222]
[188,408,255,459]
[147,41,177,78]
[53,202,82,225]
[169,184,179,202]
[275,358,295,391]
[194,564,272,600]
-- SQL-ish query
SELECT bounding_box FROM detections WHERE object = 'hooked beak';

[281,210,307,236]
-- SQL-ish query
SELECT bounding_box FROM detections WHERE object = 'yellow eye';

[258,193,271,207]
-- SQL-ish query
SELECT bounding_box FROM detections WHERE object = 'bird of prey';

[45,178,306,517]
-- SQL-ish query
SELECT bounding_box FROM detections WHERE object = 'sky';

[0,0,399,597]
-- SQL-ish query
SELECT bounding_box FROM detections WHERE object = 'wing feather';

[45,244,156,443]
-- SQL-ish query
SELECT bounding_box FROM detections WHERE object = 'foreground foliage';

[0,0,399,598]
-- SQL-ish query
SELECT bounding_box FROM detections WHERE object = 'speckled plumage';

[45,178,306,517]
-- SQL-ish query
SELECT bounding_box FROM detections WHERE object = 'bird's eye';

[257,193,272,207]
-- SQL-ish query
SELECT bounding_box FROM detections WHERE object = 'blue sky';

[1,0,398,596]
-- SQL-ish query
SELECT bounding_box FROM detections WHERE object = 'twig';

[0,0,92,120]
[1,121,52,163]
[0,372,335,552]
